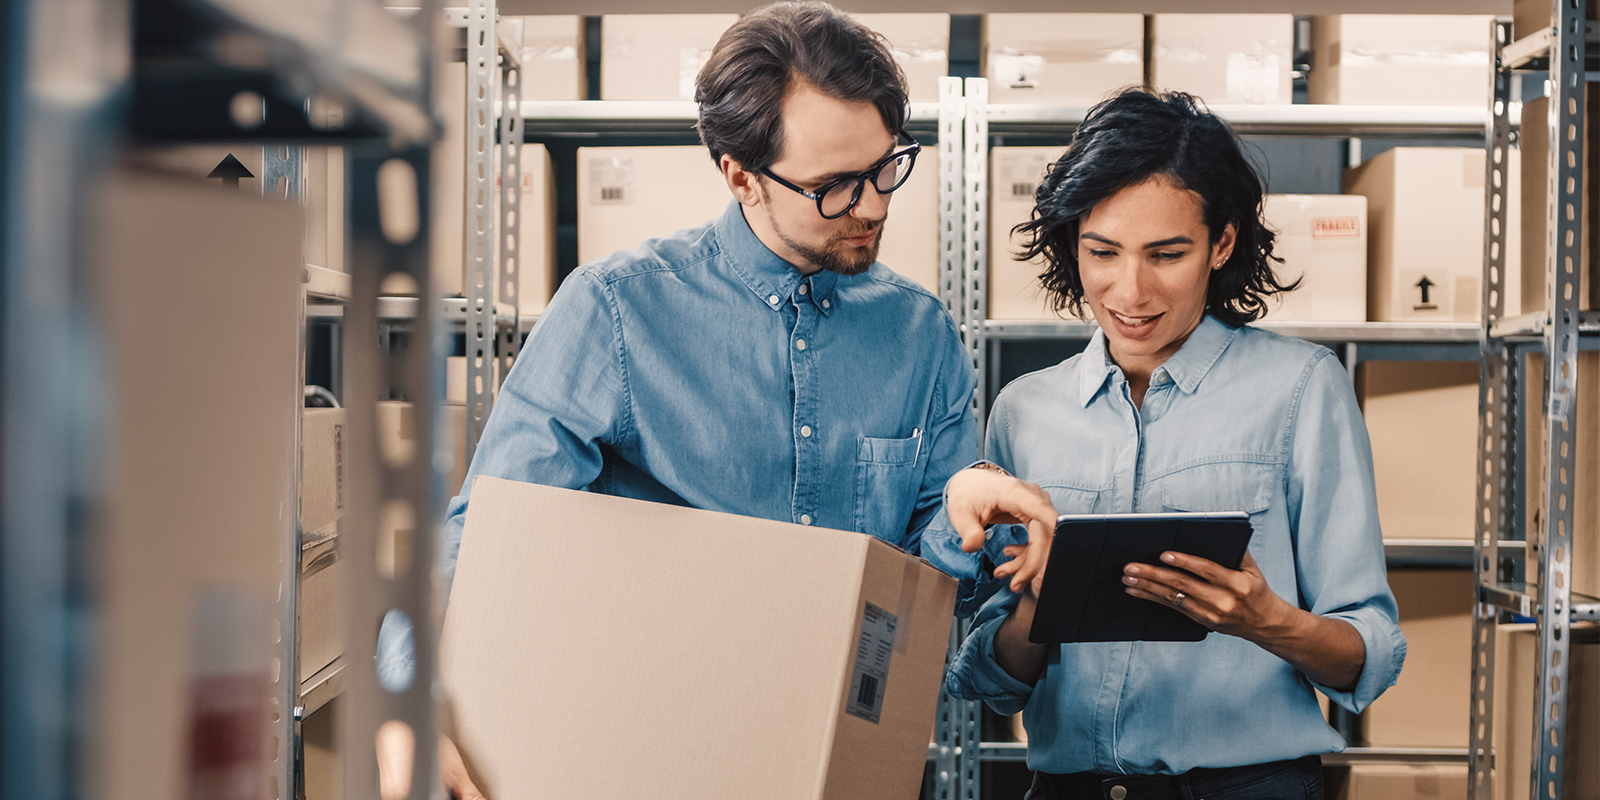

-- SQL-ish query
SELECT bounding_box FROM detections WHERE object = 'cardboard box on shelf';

[599,15,738,101]
[1327,762,1467,800]
[982,14,1144,106]
[1491,623,1600,800]
[1344,146,1520,322]
[1260,194,1368,322]
[302,698,341,800]
[1519,93,1598,313]
[377,401,471,498]
[1357,360,1478,541]
[1360,569,1475,748]
[1148,14,1294,106]
[511,15,585,101]
[298,534,342,680]
[879,148,940,294]
[498,143,557,316]
[301,407,346,536]
[851,14,948,104]
[1514,0,1599,41]
[1308,15,1493,107]
[430,58,469,297]
[1522,352,1600,602]
[988,146,1067,320]
[441,479,958,800]
[304,144,345,274]
[576,146,730,266]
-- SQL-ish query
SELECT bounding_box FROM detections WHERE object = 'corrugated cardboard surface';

[1149,14,1294,105]
[1261,194,1368,322]
[511,15,585,101]
[1357,360,1478,541]
[1346,147,1520,322]
[851,14,949,104]
[1491,624,1600,800]
[988,146,1067,320]
[91,166,300,800]
[576,145,729,265]
[983,14,1144,106]
[600,15,738,100]
[1361,569,1474,747]
[1522,352,1600,601]
[440,479,956,800]
[1308,15,1492,107]
[1519,93,1597,314]
[299,535,343,679]
[301,407,346,535]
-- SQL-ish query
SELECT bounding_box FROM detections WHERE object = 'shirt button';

[798,284,809,296]
[800,514,812,525]
[768,294,780,306]
[801,425,812,438]
[822,299,830,309]
[796,339,806,351]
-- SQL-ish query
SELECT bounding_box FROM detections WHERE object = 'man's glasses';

[757,134,921,220]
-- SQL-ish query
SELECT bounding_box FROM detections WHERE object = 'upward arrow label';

[1414,275,1438,310]
[207,154,254,189]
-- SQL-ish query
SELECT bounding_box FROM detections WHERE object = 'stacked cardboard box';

[577,146,730,266]
[879,148,941,294]
[599,15,738,101]
[1308,16,1493,107]
[988,146,1065,320]
[1260,194,1368,322]
[851,14,949,104]
[1520,93,1598,314]
[1490,623,1600,800]
[299,407,346,681]
[441,480,957,799]
[1357,361,1479,542]
[510,15,585,101]
[982,14,1144,106]
[1345,147,1521,322]
[1148,15,1294,105]
[1361,569,1475,748]
[1522,352,1600,602]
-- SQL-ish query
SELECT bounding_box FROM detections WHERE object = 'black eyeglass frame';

[756,133,922,220]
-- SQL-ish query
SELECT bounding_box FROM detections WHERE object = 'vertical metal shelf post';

[464,0,497,465]
[1530,1,1587,797]
[496,28,523,389]
[963,77,990,437]
[1468,19,1515,800]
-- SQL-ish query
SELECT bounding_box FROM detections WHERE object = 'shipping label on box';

[1261,194,1368,322]
[1357,360,1478,541]
[441,479,957,800]
[577,146,729,265]
[1150,14,1294,106]
[1308,15,1492,107]
[851,14,949,104]
[989,147,1065,320]
[983,14,1144,106]
[600,15,738,101]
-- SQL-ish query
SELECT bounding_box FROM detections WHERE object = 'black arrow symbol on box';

[207,153,254,189]
[1416,275,1435,305]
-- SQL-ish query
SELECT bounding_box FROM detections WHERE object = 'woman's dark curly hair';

[1014,88,1293,327]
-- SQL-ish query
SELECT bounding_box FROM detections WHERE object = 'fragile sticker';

[1311,216,1361,238]
[845,602,897,724]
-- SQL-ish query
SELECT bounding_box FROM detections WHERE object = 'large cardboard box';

[440,479,957,800]
[1522,352,1600,601]
[511,15,585,101]
[988,146,1065,320]
[577,146,729,266]
[303,699,342,800]
[301,407,346,536]
[377,401,470,498]
[851,14,948,104]
[982,14,1144,106]
[1361,569,1474,747]
[305,144,345,273]
[1357,360,1478,541]
[1519,94,1598,314]
[298,534,343,679]
[600,14,738,101]
[1328,762,1467,800]
[1345,147,1521,322]
[879,148,940,294]
[504,143,557,316]
[1491,623,1600,800]
[1308,15,1493,107]
[1260,194,1368,322]
[1149,14,1294,106]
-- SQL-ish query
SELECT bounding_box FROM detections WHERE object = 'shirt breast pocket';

[1158,460,1276,516]
[852,434,921,541]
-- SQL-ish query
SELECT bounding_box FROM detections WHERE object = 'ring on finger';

[1170,591,1187,608]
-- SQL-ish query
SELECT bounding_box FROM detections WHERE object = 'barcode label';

[844,602,896,724]
[600,186,625,201]
[1011,182,1033,198]
[589,157,634,206]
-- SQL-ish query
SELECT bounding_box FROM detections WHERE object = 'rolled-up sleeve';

[1287,353,1406,713]
[944,586,1036,715]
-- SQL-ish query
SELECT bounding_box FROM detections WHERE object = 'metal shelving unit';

[1469,8,1600,800]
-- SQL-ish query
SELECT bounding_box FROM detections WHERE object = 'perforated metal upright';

[963,77,991,433]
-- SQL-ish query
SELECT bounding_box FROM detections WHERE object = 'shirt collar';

[714,200,837,315]
[1077,313,1241,406]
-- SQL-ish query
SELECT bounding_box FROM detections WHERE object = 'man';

[386,3,1055,796]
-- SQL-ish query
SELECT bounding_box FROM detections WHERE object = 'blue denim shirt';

[378,200,978,686]
[928,315,1405,775]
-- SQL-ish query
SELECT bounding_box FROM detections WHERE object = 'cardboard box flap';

[442,478,956,800]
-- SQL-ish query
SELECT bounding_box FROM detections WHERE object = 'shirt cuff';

[1315,606,1407,714]
[944,589,1035,716]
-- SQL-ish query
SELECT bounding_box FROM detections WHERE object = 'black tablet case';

[1028,514,1254,644]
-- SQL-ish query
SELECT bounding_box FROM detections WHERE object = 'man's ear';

[721,154,761,207]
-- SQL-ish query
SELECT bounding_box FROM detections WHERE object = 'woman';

[929,89,1404,799]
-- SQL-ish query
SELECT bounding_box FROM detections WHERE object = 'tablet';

[1027,512,1254,644]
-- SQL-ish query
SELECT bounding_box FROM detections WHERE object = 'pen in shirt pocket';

[913,428,923,463]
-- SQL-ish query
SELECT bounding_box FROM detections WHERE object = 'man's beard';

[763,200,883,276]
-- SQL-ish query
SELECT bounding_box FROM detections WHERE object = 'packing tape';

[895,558,921,654]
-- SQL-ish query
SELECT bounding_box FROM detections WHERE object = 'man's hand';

[945,466,1058,593]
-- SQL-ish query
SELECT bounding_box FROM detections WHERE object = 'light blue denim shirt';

[927,314,1405,775]
[378,200,979,686]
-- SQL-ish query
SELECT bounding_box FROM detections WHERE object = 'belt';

[1028,755,1320,800]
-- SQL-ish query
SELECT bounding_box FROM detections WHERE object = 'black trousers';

[1024,755,1324,800]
